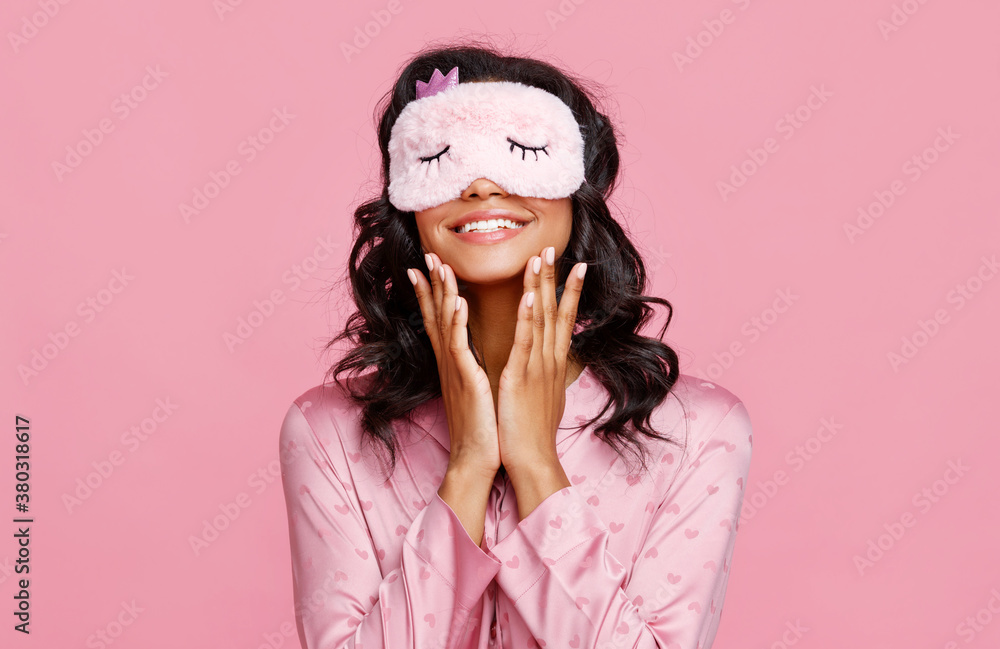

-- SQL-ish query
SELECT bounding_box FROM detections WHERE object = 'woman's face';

[413,177,573,285]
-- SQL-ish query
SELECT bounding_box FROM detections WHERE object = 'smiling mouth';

[452,219,528,234]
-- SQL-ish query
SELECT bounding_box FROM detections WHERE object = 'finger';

[540,246,559,361]
[556,262,587,361]
[439,261,458,356]
[505,290,534,378]
[450,291,471,359]
[444,264,487,384]
[408,265,441,358]
[428,253,447,344]
[509,255,540,376]
[527,254,544,365]
[424,252,440,323]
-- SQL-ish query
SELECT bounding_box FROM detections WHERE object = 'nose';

[462,177,509,200]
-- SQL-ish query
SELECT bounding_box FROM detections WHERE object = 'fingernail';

[425,253,433,271]
[438,266,446,281]
[576,263,587,280]
[546,247,555,265]
[407,268,417,285]
[526,291,535,308]
[455,296,461,312]
[532,257,541,274]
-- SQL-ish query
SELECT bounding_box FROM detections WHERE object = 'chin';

[452,260,530,286]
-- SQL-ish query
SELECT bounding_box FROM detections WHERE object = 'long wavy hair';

[324,40,684,481]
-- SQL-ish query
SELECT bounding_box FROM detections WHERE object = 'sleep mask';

[387,66,586,212]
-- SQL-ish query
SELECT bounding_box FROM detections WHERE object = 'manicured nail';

[532,257,541,274]
[576,263,587,280]
[545,247,555,265]
[526,291,535,308]
[425,253,433,271]
[455,296,461,312]
[438,266,446,281]
[407,268,417,285]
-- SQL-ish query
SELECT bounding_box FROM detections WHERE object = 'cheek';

[550,200,574,253]
[549,200,574,240]
[412,205,459,255]
[412,211,440,248]
[527,197,573,226]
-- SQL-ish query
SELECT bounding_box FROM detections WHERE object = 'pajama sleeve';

[278,402,503,649]
[486,401,753,649]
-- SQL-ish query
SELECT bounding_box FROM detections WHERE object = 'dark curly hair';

[323,38,684,481]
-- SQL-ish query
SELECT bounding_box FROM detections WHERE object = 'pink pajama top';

[279,365,752,649]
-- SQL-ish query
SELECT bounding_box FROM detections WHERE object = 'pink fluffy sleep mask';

[387,66,586,212]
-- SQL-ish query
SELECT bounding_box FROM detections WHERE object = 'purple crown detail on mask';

[415,66,459,100]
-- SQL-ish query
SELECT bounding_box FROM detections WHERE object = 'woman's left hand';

[496,246,587,477]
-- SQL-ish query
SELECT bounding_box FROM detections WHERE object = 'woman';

[279,41,753,649]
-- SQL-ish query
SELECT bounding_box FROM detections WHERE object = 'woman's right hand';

[408,252,502,479]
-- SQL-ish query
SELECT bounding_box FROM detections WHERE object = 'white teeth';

[455,219,526,234]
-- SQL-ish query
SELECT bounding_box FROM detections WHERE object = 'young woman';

[279,42,753,649]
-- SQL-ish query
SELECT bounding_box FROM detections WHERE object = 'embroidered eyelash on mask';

[387,66,586,212]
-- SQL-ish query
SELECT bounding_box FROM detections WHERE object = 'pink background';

[3,1,999,647]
